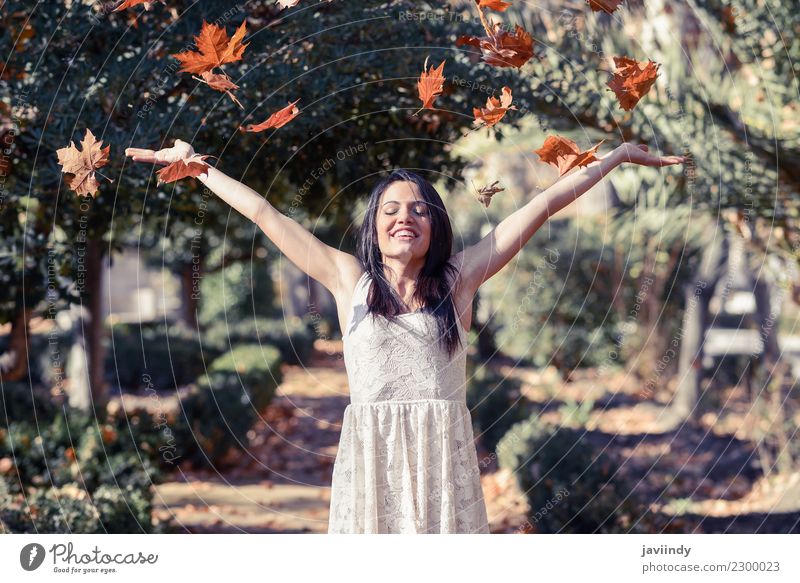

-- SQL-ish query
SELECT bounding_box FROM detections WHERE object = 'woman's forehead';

[380,180,424,203]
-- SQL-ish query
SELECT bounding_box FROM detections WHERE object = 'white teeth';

[393,230,416,238]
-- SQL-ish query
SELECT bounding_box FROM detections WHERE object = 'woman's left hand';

[617,143,688,167]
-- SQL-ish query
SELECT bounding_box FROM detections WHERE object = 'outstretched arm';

[452,144,687,297]
[125,139,360,294]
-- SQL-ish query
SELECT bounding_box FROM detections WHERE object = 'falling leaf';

[606,56,660,111]
[456,22,535,69]
[533,135,606,177]
[478,0,511,10]
[473,180,504,207]
[473,86,517,129]
[56,128,112,198]
[586,0,624,14]
[193,70,244,109]
[171,20,249,75]
[415,56,446,114]
[156,154,212,184]
[112,0,167,13]
[239,98,301,133]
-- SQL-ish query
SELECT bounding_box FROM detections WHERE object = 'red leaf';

[156,154,212,184]
[606,56,660,111]
[533,135,605,177]
[415,56,446,113]
[239,99,301,133]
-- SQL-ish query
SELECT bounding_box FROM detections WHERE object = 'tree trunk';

[179,262,199,329]
[67,238,107,411]
[668,233,729,423]
[0,306,34,382]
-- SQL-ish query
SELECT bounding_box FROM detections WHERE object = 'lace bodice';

[342,271,469,404]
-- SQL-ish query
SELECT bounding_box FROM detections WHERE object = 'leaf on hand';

[478,0,512,10]
[112,0,167,13]
[456,22,535,69]
[193,70,243,109]
[473,180,504,207]
[472,86,517,129]
[415,56,446,114]
[171,20,249,75]
[585,0,624,14]
[533,135,606,177]
[606,56,660,111]
[56,128,112,198]
[156,154,212,185]
[239,98,301,133]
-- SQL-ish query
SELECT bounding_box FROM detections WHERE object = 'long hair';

[355,169,463,359]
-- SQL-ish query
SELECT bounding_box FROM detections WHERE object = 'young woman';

[125,140,686,533]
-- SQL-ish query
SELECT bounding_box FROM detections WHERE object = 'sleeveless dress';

[328,271,490,533]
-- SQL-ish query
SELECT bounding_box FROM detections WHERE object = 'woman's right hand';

[125,139,196,166]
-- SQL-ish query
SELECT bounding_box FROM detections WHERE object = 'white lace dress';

[328,271,490,533]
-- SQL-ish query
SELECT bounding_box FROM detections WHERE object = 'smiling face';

[376,180,432,262]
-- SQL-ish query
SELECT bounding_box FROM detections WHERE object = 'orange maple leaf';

[56,128,112,197]
[533,135,606,177]
[586,0,624,14]
[239,99,301,133]
[478,0,511,10]
[193,70,244,109]
[415,56,446,114]
[156,154,212,185]
[606,56,660,111]
[472,86,517,128]
[472,179,504,207]
[456,22,535,69]
[112,0,166,13]
[171,20,249,75]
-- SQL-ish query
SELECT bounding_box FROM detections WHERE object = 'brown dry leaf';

[56,128,112,198]
[415,56,446,114]
[156,154,212,185]
[472,86,517,129]
[171,20,249,75]
[112,0,167,13]
[478,0,512,10]
[473,180,504,207]
[193,70,244,109]
[606,56,661,111]
[456,22,535,69]
[239,98,301,133]
[586,0,624,14]
[533,135,606,177]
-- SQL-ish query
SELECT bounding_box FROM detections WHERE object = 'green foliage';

[105,321,206,391]
[0,381,59,428]
[497,415,650,533]
[0,482,156,534]
[203,315,315,366]
[465,362,530,453]
[173,372,257,468]
[0,406,168,533]
[197,260,278,325]
[207,343,283,412]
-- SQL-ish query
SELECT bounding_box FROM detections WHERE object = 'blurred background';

[1,0,799,533]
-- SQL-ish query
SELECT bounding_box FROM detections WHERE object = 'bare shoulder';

[332,252,365,296]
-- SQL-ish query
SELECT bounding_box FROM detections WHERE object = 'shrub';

[497,415,650,533]
[207,343,282,412]
[203,316,315,366]
[173,372,258,468]
[465,363,530,453]
[0,381,59,428]
[105,320,206,392]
